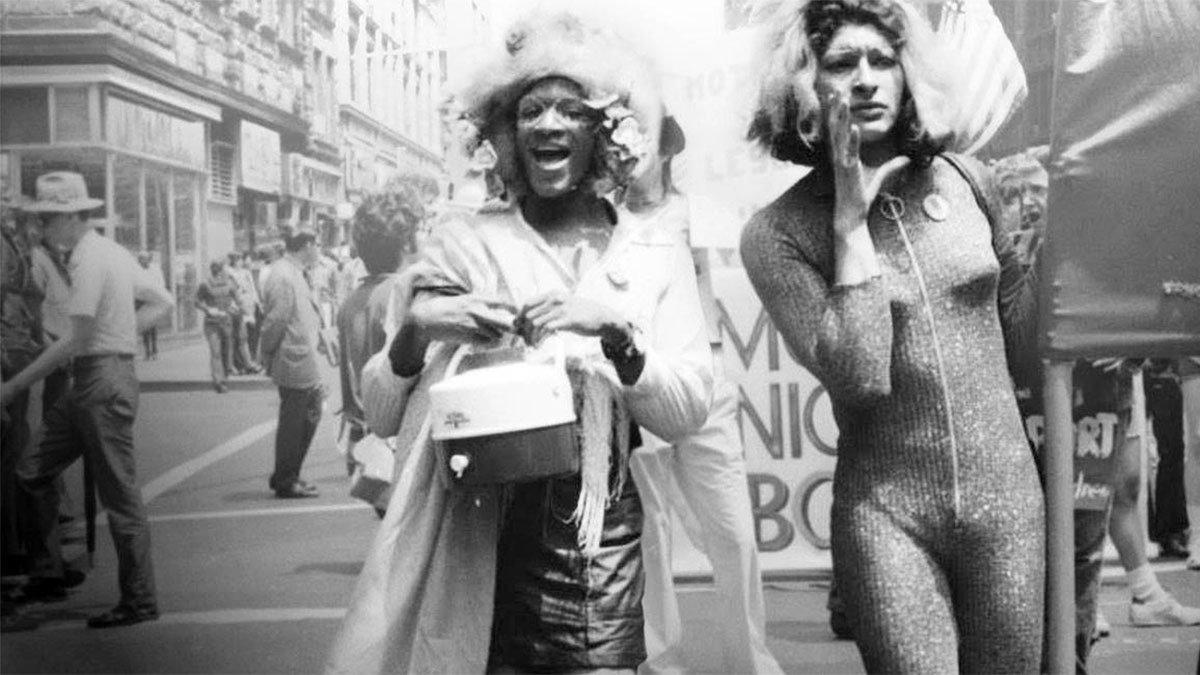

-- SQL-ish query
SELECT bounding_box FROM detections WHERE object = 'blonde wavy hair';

[452,7,663,199]
[747,0,959,167]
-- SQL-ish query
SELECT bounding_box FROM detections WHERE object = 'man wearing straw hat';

[0,171,174,628]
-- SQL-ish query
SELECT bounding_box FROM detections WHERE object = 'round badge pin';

[923,194,949,222]
[607,268,629,289]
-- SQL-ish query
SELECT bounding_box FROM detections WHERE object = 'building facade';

[334,0,464,242]
[0,0,474,331]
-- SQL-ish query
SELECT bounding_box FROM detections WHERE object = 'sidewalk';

[136,332,273,392]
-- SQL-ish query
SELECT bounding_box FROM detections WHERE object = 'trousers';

[2,350,37,576]
[631,380,782,675]
[270,385,323,491]
[204,320,232,385]
[16,354,156,611]
[1146,375,1188,540]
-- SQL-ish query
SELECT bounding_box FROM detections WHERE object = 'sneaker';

[1129,595,1200,626]
[1094,608,1111,638]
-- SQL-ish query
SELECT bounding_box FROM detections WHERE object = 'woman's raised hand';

[827,93,910,236]
[410,293,518,345]
[515,290,624,347]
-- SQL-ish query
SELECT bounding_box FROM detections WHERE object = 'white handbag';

[361,283,415,438]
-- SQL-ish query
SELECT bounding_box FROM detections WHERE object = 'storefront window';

[172,171,200,331]
[0,152,16,205]
[112,155,142,251]
[144,169,169,258]
[173,172,197,254]
[0,88,49,145]
[53,87,91,143]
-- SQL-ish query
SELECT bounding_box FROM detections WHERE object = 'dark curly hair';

[352,180,426,275]
[748,0,955,167]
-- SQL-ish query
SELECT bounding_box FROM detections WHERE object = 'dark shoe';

[827,582,853,640]
[17,578,67,603]
[829,608,854,640]
[87,605,159,629]
[214,382,229,394]
[1,610,39,633]
[274,481,319,499]
[1157,533,1190,559]
[61,569,87,589]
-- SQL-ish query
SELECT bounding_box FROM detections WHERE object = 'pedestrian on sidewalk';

[1147,358,1192,559]
[196,260,240,393]
[224,252,262,375]
[260,231,326,499]
[228,251,263,367]
[1,171,174,629]
[136,251,163,360]
[1,203,47,633]
[335,180,423,513]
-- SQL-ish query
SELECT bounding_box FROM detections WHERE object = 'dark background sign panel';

[1042,0,1200,358]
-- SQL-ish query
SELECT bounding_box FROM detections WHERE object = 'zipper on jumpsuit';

[879,192,963,518]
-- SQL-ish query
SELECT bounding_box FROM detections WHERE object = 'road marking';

[141,421,277,504]
[149,503,371,523]
[37,607,348,631]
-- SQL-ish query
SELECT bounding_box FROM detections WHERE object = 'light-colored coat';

[259,256,323,389]
[325,202,714,674]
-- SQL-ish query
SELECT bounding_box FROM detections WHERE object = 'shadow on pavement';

[221,490,278,504]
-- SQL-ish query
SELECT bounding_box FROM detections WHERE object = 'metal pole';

[1043,360,1075,673]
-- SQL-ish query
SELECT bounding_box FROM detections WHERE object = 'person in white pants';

[628,118,782,675]
[632,378,782,675]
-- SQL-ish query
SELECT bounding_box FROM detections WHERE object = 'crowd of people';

[1,1,1198,672]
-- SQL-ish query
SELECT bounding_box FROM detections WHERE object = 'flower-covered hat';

[449,7,664,198]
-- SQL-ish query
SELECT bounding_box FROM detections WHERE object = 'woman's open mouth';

[530,147,571,169]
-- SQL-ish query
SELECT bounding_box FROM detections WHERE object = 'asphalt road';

[2,348,1198,674]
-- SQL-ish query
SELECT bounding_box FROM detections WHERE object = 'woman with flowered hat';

[326,8,713,674]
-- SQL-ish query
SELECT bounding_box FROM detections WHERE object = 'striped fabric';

[937,0,1028,155]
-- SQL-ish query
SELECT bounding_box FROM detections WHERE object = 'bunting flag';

[937,0,1028,155]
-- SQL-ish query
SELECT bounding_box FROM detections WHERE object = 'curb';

[141,379,276,393]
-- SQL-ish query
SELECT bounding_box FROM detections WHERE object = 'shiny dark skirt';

[488,465,646,672]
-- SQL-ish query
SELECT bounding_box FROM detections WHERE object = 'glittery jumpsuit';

[741,155,1044,673]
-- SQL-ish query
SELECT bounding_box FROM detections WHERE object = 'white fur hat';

[456,6,664,196]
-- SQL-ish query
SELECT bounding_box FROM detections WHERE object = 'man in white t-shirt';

[0,172,174,629]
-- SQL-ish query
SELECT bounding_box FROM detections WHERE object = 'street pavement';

[2,335,1198,673]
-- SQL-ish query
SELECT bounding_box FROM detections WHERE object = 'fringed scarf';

[566,359,632,556]
[500,336,632,557]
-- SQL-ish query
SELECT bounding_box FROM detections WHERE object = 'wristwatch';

[601,323,646,366]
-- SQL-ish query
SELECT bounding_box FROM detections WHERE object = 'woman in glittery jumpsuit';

[740,1,1043,672]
